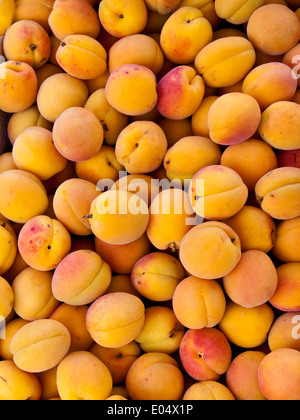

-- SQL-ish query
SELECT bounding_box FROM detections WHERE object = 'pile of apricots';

[0,0,300,401]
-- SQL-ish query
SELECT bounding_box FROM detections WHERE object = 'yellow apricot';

[0,170,49,224]
[105,64,158,117]
[195,36,256,88]
[57,351,113,400]
[98,0,148,38]
[0,360,41,400]
[90,190,149,245]
[56,34,107,80]
[160,6,213,64]
[115,121,168,174]
[86,292,145,348]
[10,319,71,373]
[12,126,67,181]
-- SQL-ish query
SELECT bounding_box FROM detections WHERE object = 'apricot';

[52,250,111,306]
[224,205,276,253]
[108,34,164,75]
[90,189,149,245]
[53,107,104,162]
[0,318,29,361]
[86,292,145,348]
[53,178,101,236]
[98,0,148,38]
[13,0,55,34]
[160,7,213,64]
[0,360,41,400]
[164,136,221,184]
[3,20,51,69]
[56,34,107,80]
[56,351,113,400]
[37,73,89,123]
[242,62,298,110]
[258,348,300,400]
[173,276,226,329]
[157,65,205,120]
[191,95,218,138]
[223,250,278,308]
[208,93,261,146]
[218,301,274,348]
[0,170,49,223]
[0,220,17,276]
[180,328,232,381]
[195,36,256,88]
[147,188,195,251]
[126,352,185,400]
[105,64,158,117]
[113,174,161,206]
[268,312,300,352]
[10,319,71,373]
[0,0,15,36]
[189,165,248,220]
[49,0,100,40]
[183,381,235,401]
[269,263,300,311]
[0,276,14,319]
[50,304,93,352]
[259,101,300,150]
[7,105,53,145]
[12,267,59,321]
[226,351,267,401]
[135,306,185,354]
[90,341,142,385]
[159,118,193,147]
[255,167,300,220]
[272,217,300,262]
[220,139,278,192]
[0,61,38,113]
[84,88,129,147]
[12,127,67,181]
[115,121,167,174]
[95,233,151,275]
[215,0,264,24]
[180,221,241,280]
[247,4,300,55]
[131,252,185,302]
[18,215,71,272]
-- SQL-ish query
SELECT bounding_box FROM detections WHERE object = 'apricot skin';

[179,221,242,280]
[0,61,38,114]
[258,349,300,400]
[86,292,145,349]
